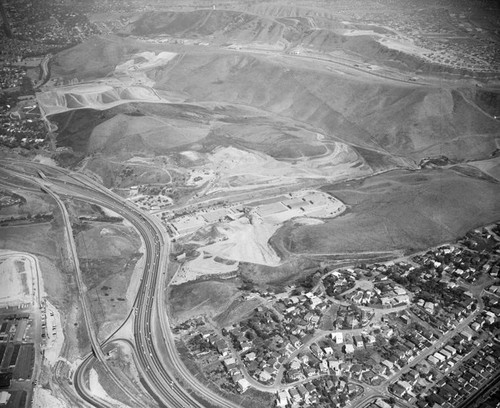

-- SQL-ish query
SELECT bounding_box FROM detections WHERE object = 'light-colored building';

[237,378,250,393]
[0,392,11,405]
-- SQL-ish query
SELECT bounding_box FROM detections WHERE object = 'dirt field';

[273,169,500,255]
[0,253,32,306]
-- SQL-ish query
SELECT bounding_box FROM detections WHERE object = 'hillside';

[272,169,500,255]
[133,10,290,45]
[131,8,486,76]
[51,36,141,80]
[152,52,500,162]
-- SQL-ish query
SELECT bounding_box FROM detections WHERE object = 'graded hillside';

[272,169,500,255]
[153,52,500,162]
[37,83,167,117]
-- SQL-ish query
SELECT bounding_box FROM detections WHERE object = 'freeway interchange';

[1,160,240,408]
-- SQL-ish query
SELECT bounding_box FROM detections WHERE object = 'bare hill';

[131,9,479,76]
[272,169,500,255]
[51,36,140,80]
[153,52,500,162]
[133,9,291,45]
[53,100,373,165]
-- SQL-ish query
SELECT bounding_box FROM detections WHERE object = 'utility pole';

[0,0,12,38]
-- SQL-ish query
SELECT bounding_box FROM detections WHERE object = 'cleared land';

[0,253,33,306]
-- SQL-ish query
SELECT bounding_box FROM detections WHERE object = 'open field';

[73,217,143,340]
[273,169,500,255]
[168,279,241,324]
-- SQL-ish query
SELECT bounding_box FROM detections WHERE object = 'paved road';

[3,159,496,408]
[4,167,146,408]
[5,160,244,408]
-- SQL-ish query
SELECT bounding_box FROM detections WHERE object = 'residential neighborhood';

[175,223,500,408]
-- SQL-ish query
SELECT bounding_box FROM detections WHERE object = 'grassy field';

[273,168,500,255]
[168,279,241,324]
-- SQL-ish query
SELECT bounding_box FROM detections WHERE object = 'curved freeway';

[68,175,241,408]
[1,160,242,408]
[1,167,146,408]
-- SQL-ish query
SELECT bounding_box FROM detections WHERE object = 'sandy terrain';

[292,218,325,225]
[114,51,177,87]
[32,387,70,408]
[37,82,172,117]
[176,190,346,282]
[172,252,239,285]
[377,37,429,57]
[0,252,33,306]
[88,368,123,408]
[205,144,367,195]
[202,215,282,266]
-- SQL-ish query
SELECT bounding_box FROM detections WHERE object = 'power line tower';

[0,0,12,38]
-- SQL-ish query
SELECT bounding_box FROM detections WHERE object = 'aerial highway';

[1,165,147,408]
[1,159,241,408]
